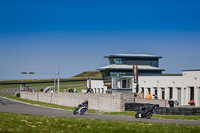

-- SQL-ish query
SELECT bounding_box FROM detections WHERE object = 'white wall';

[182,71,200,106]
[133,71,200,107]
[87,80,107,93]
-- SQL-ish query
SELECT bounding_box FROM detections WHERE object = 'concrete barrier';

[21,92,124,112]
[20,92,165,112]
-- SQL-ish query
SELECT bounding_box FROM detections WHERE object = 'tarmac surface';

[0,97,200,125]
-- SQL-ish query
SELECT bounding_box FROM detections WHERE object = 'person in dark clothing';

[78,100,88,110]
[155,94,158,99]
[86,88,90,93]
[40,88,43,92]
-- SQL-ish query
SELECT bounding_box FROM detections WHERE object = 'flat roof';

[182,69,200,71]
[98,64,165,71]
[104,54,162,58]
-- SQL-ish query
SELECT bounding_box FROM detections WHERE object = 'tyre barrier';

[125,103,200,115]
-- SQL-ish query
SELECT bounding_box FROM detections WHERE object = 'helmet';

[85,100,88,103]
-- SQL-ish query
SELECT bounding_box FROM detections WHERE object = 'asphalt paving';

[0,97,200,125]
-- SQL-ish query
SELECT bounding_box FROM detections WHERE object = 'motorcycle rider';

[73,100,89,115]
[82,100,88,110]
[77,100,88,110]
[135,104,155,119]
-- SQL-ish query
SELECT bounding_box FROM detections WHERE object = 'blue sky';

[0,0,200,80]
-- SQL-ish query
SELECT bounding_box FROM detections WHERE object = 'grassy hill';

[162,73,182,76]
[0,71,102,85]
[70,71,102,79]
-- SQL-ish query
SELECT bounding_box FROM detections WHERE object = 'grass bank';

[0,79,87,90]
[0,112,200,133]
[2,95,200,121]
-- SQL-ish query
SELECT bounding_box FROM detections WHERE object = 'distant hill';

[162,73,182,76]
[70,72,182,79]
[70,71,102,79]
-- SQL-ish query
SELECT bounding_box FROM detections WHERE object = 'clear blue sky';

[0,0,200,80]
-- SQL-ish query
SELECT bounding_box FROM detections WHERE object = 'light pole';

[57,67,60,93]
[21,68,60,92]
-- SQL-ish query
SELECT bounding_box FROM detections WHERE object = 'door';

[154,87,157,95]
[147,88,151,94]
[122,79,126,88]
[162,88,165,100]
[169,87,173,99]
[190,87,194,100]
[177,88,181,105]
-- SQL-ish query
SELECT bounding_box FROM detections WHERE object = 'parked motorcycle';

[73,104,88,115]
[135,104,155,119]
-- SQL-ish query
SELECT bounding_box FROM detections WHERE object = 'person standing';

[152,94,155,99]
[40,88,43,92]
[140,91,144,98]
[74,88,77,93]
[146,92,151,99]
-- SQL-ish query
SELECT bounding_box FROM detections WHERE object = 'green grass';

[0,84,21,89]
[0,78,86,84]
[103,111,200,121]
[152,114,200,121]
[58,85,87,93]
[0,112,200,133]
[72,71,102,79]
[2,95,200,121]
[0,80,87,90]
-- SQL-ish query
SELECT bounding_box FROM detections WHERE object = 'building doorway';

[169,87,173,99]
[122,79,126,88]
[147,88,151,94]
[177,88,181,105]
[190,87,194,100]
[141,87,144,98]
[141,88,144,94]
[154,87,158,95]
[162,88,165,100]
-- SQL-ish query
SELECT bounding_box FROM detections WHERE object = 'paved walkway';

[0,97,200,125]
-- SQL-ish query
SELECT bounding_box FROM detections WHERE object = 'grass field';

[0,79,87,90]
[0,112,200,133]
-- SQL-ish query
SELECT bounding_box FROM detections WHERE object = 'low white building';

[87,54,200,107]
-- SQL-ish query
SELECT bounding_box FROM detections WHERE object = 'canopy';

[43,86,54,93]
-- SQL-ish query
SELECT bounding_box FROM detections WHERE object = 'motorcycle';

[135,104,155,119]
[73,104,88,115]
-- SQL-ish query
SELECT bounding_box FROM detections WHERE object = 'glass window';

[109,58,115,64]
